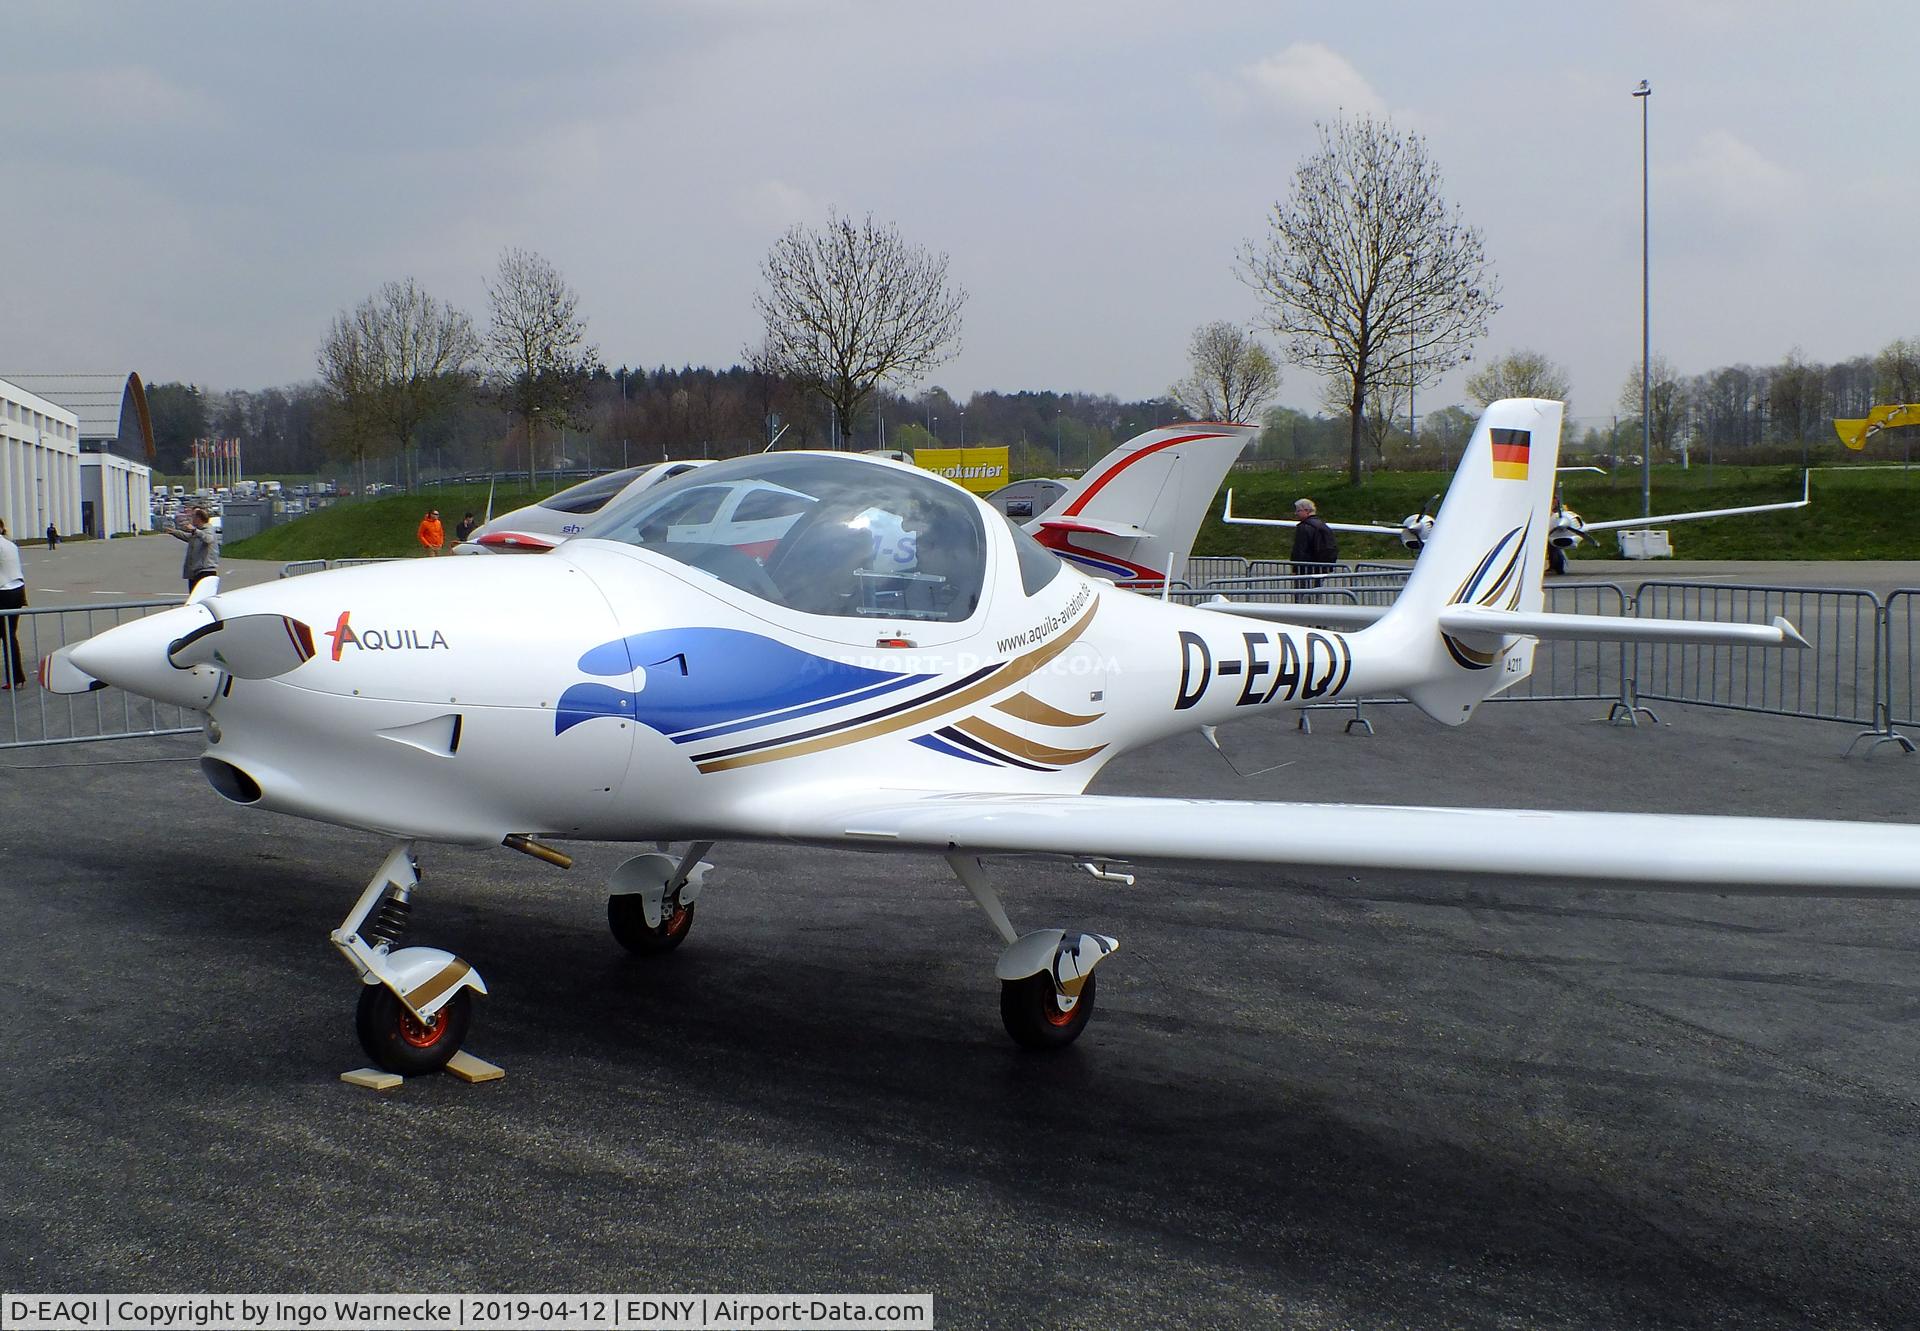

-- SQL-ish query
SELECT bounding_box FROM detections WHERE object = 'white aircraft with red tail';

[42,400,1917,1076]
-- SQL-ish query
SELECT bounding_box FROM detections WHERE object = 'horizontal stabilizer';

[1032,517,1152,540]
[1437,606,1810,650]
[1204,598,1809,649]
[168,613,318,679]
[1201,596,1388,630]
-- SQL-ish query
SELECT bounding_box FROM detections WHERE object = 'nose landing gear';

[330,843,489,1076]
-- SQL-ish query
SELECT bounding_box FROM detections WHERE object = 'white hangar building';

[0,373,155,539]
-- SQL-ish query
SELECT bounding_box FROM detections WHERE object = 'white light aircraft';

[1223,471,1812,556]
[43,400,1918,1076]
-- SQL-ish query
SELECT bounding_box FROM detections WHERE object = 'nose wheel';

[330,844,489,1078]
[356,985,474,1075]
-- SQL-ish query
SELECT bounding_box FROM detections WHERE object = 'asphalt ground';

[4,540,1920,1329]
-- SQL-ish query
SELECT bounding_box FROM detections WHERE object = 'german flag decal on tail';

[1490,427,1530,480]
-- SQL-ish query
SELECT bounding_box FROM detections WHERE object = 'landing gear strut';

[947,853,1118,1051]
[330,843,488,1076]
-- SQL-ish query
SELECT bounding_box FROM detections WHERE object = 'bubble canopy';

[580,453,989,622]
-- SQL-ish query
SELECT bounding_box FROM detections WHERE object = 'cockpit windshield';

[581,454,988,622]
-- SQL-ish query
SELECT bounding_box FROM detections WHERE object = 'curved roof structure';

[0,372,154,460]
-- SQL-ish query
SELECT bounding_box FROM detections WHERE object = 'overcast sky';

[5,1,1914,430]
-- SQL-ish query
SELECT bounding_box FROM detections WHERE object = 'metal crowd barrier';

[0,601,202,749]
[1858,590,1919,754]
[1629,583,1883,734]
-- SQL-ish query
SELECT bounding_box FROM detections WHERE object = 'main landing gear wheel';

[1000,970,1096,1050]
[355,985,473,1076]
[608,893,695,955]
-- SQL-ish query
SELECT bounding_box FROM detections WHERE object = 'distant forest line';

[143,343,1908,488]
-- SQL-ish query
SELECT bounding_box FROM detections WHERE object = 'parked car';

[458,460,711,552]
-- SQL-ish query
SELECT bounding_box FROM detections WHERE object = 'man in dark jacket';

[1289,498,1338,579]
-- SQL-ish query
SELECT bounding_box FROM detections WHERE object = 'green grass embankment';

[227,466,1920,565]
[225,485,542,560]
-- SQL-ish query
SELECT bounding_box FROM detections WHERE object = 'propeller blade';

[167,614,317,679]
[39,645,105,694]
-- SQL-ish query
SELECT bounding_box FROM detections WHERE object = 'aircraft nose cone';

[69,603,221,710]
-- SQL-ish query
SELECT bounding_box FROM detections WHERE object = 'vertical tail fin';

[1027,422,1258,585]
[1376,398,1564,725]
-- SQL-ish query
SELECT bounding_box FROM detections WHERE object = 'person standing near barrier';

[0,519,27,689]
[169,507,219,593]
[1290,498,1339,579]
[417,509,445,556]
[455,510,478,545]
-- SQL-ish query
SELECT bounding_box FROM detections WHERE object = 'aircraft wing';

[1578,473,1810,532]
[737,789,1920,896]
[1220,491,1400,536]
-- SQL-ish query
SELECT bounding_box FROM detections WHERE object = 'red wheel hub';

[396,1005,446,1049]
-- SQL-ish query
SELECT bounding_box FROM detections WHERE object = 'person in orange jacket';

[417,509,445,556]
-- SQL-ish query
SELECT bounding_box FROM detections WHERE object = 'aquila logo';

[324,610,449,661]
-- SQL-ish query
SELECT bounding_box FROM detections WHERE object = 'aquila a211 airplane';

[42,399,1920,1076]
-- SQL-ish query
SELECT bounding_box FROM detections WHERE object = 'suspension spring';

[364,894,412,949]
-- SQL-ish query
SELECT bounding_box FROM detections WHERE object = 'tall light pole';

[1634,78,1652,519]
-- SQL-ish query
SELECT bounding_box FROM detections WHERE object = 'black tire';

[1000,970,1096,1050]
[355,984,472,1076]
[608,893,695,955]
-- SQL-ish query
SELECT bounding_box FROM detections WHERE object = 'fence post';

[1846,601,1914,756]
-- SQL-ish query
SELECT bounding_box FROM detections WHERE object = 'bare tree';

[1874,335,1920,402]
[320,280,479,491]
[1170,321,1279,422]
[1466,349,1572,415]
[1765,347,1824,449]
[316,308,382,494]
[484,248,602,481]
[751,210,965,447]
[1616,354,1683,457]
[1240,115,1499,481]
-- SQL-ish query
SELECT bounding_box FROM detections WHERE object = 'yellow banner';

[916,446,1009,494]
[1835,403,1920,450]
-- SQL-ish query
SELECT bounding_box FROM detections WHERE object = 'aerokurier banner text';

[914,446,1008,494]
